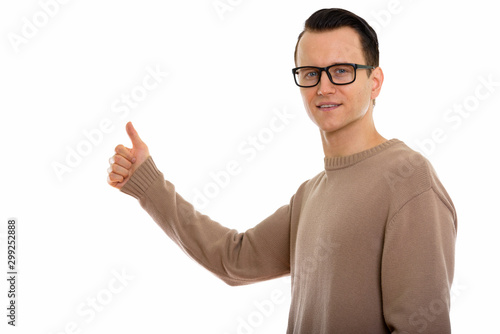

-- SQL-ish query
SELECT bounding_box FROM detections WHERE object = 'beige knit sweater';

[121,138,457,333]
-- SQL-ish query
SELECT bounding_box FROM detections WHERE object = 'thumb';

[126,122,144,148]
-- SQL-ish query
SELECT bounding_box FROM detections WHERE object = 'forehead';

[296,27,364,67]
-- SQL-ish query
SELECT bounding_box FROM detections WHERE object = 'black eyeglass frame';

[292,63,376,87]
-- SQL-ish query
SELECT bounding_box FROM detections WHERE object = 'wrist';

[120,156,161,199]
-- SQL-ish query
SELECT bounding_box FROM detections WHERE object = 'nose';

[317,70,336,96]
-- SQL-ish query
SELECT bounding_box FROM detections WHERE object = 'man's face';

[296,27,382,136]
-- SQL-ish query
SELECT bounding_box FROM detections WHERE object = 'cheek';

[300,89,314,109]
[348,84,371,111]
[300,90,319,123]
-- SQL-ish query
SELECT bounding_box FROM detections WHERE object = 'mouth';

[317,103,342,111]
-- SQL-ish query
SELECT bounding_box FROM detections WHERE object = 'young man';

[107,8,457,333]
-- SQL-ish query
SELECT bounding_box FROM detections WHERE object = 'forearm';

[382,188,457,333]
[121,156,291,286]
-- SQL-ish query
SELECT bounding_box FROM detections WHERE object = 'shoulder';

[302,169,327,195]
[381,140,456,221]
[381,140,433,193]
[286,170,326,210]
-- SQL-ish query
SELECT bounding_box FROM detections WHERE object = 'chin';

[318,124,344,134]
[313,115,347,133]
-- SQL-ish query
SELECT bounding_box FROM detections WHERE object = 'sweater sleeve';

[120,156,292,286]
[381,187,457,333]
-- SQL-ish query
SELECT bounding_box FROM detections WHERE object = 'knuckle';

[115,144,126,153]
[114,155,124,164]
[112,164,129,176]
[116,165,126,175]
[109,173,123,182]
[116,155,132,168]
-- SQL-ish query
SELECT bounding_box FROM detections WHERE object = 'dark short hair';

[294,8,379,75]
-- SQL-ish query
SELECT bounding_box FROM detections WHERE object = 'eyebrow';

[297,62,353,67]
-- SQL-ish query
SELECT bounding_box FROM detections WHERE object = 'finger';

[126,122,144,149]
[107,174,118,186]
[107,174,124,188]
[108,164,129,178]
[107,171,124,183]
[109,154,132,169]
[114,144,135,162]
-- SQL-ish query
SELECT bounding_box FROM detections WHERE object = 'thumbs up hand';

[107,122,150,189]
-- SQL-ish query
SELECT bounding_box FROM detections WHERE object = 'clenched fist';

[107,122,150,189]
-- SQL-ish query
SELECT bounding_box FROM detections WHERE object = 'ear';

[370,67,384,100]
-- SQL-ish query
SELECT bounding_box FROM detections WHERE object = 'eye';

[302,69,319,80]
[330,65,354,78]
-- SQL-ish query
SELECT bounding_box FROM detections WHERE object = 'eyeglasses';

[292,63,375,88]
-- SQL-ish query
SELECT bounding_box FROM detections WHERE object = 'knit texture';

[121,138,457,333]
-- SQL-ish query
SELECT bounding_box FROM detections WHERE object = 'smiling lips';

[317,103,342,111]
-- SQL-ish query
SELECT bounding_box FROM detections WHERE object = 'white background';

[1,0,499,333]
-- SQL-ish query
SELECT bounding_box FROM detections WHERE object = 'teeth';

[320,104,339,108]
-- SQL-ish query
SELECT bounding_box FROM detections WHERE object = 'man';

[107,8,457,333]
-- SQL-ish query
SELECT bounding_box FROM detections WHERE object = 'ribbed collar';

[324,138,402,171]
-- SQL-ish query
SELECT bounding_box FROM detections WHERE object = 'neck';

[321,109,387,158]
